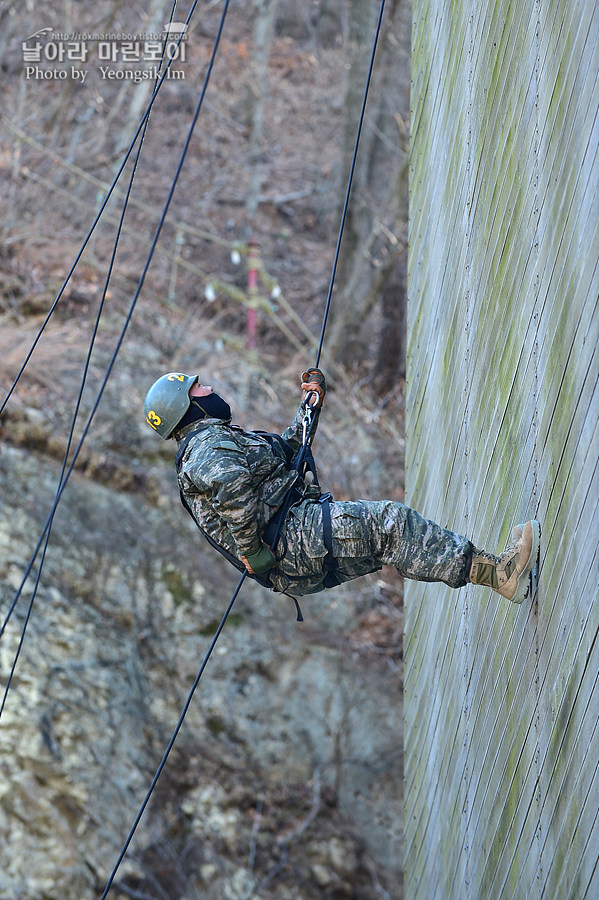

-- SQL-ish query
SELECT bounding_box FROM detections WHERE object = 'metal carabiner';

[302,396,316,445]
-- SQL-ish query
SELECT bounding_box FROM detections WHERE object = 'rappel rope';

[0,0,229,647]
[0,0,195,640]
[0,1,197,419]
[99,1,387,895]
[99,576,245,900]
[314,0,387,370]
[0,0,386,890]
[0,0,181,720]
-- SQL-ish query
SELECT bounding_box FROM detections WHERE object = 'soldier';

[144,369,540,604]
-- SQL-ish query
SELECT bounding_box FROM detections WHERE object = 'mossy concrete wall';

[405,0,599,897]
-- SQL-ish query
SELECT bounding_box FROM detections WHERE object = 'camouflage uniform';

[177,403,473,597]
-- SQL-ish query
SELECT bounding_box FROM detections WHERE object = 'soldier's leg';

[271,498,538,603]
[329,500,473,589]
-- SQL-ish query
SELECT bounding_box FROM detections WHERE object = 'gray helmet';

[144,372,199,439]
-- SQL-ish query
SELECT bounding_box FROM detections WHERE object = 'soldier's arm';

[280,402,319,451]
[281,368,326,451]
[186,445,265,559]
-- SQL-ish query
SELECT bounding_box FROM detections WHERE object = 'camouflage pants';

[269,498,474,596]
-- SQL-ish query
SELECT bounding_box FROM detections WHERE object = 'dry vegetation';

[1,2,405,896]
[1,0,407,572]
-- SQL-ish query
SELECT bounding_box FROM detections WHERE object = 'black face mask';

[176,391,232,432]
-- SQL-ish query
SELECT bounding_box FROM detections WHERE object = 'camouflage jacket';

[176,403,320,561]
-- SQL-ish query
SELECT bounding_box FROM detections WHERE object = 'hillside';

[1,2,406,897]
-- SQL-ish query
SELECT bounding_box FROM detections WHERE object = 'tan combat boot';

[469,520,540,603]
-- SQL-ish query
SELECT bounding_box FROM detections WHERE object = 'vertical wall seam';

[533,0,542,894]
[463,3,474,895]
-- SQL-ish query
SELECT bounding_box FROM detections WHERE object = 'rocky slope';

[0,333,404,899]
[1,2,406,895]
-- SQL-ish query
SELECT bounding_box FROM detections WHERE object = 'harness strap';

[263,482,303,551]
[319,493,341,589]
[178,485,274,589]
[175,422,338,617]
[175,427,274,589]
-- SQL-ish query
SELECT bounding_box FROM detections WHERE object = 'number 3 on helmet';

[144,372,199,439]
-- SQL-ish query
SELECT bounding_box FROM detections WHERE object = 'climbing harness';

[263,398,341,595]
[174,394,340,622]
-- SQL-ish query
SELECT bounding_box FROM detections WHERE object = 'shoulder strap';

[175,427,204,471]
[319,494,340,588]
[174,429,272,588]
[251,430,296,468]
[251,429,320,486]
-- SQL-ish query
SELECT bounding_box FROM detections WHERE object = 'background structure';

[405,0,599,897]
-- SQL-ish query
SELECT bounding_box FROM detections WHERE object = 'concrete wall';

[405,0,599,897]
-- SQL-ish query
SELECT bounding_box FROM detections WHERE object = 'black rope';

[315,0,387,369]
[99,572,246,900]
[0,0,231,642]
[0,0,386,889]
[97,4,387,893]
[0,1,180,720]
[0,0,202,417]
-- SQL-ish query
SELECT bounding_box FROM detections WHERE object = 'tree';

[275,0,346,45]
[328,0,410,390]
[245,0,281,225]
